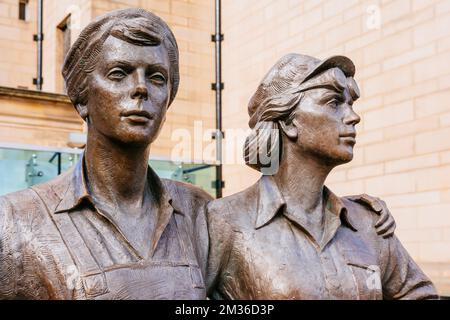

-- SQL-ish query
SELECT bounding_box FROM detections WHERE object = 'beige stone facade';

[0,0,37,90]
[0,0,449,296]
[0,86,83,147]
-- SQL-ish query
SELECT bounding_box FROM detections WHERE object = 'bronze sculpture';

[0,8,401,300]
[0,9,211,300]
[206,54,438,300]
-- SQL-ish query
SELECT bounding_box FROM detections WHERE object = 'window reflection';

[0,147,215,197]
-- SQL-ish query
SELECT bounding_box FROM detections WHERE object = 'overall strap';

[173,212,205,289]
[30,187,108,298]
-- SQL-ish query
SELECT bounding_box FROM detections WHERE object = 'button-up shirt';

[206,175,438,300]
[0,155,212,299]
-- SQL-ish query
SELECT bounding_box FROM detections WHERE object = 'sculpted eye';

[326,98,339,108]
[149,72,166,85]
[107,68,127,80]
[323,94,344,109]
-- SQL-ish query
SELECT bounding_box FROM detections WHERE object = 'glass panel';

[0,148,80,196]
[149,160,216,197]
[0,147,216,198]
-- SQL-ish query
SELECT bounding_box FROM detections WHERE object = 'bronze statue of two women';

[0,8,437,300]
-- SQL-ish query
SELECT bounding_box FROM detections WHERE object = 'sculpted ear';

[279,119,298,141]
[75,104,89,121]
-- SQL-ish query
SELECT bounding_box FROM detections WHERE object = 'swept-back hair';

[243,91,304,174]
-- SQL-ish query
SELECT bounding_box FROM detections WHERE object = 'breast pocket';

[189,265,205,289]
[343,250,383,300]
[80,272,109,299]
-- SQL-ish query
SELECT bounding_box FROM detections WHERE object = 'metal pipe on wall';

[34,0,44,90]
[212,0,224,198]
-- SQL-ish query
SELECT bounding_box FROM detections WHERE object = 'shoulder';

[207,182,259,225]
[341,194,384,233]
[162,178,213,202]
[0,188,40,215]
[0,170,72,219]
[0,188,40,243]
[208,182,258,212]
[162,178,213,217]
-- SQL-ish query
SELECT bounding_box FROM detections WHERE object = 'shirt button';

[321,254,330,261]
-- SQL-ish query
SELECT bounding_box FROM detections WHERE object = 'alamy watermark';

[170,121,281,174]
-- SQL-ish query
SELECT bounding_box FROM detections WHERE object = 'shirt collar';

[323,186,357,232]
[53,153,92,214]
[254,175,357,232]
[53,152,176,258]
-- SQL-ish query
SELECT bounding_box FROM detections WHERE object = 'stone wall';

[0,0,38,89]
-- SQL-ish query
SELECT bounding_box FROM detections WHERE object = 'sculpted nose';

[344,105,361,126]
[131,85,148,101]
[131,71,148,101]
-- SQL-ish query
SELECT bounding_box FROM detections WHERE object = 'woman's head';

[61,8,179,147]
[244,54,361,174]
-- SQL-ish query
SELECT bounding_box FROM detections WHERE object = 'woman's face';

[85,35,171,147]
[290,70,361,166]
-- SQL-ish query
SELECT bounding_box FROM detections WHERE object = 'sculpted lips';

[339,131,356,144]
[120,109,153,124]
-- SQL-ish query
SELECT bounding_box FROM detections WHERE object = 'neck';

[84,128,150,208]
[272,140,334,214]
